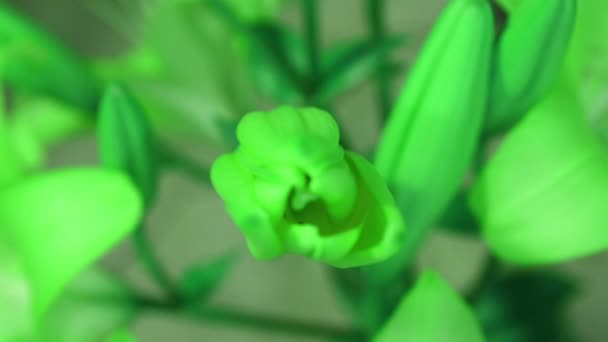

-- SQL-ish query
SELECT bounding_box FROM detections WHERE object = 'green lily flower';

[211,107,405,267]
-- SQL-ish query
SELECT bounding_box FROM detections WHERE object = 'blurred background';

[7,0,608,340]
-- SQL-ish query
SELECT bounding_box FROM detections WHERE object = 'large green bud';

[370,0,495,284]
[211,107,405,267]
[486,0,577,132]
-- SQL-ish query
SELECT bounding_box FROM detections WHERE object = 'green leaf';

[121,0,254,147]
[495,0,521,12]
[373,270,485,342]
[206,0,306,103]
[0,245,33,341]
[0,3,100,111]
[222,0,285,22]
[98,84,159,206]
[10,96,93,148]
[8,96,93,171]
[106,329,138,342]
[560,0,608,143]
[40,268,135,342]
[0,254,135,342]
[245,23,307,103]
[179,251,239,304]
[0,168,143,319]
[0,88,24,188]
[314,36,406,104]
[471,86,608,264]
[472,271,577,342]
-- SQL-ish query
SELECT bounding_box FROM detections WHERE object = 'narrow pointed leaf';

[179,251,240,304]
[314,36,406,104]
[98,84,159,206]
[205,0,306,103]
[245,23,307,103]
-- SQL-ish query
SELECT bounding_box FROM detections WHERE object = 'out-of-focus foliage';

[94,0,274,147]
[7,97,92,170]
[472,0,608,265]
[179,251,239,305]
[0,255,134,341]
[473,271,576,342]
[485,0,576,132]
[472,85,608,264]
[0,3,100,111]
[0,89,24,186]
[374,271,485,342]
[98,84,159,206]
[0,168,142,317]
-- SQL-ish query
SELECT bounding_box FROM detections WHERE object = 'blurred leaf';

[472,84,608,265]
[472,271,576,342]
[495,0,521,12]
[0,255,135,342]
[223,0,286,22]
[11,97,93,146]
[179,251,239,304]
[0,168,143,319]
[206,0,306,103]
[98,84,159,206]
[245,23,307,103]
[127,79,237,148]
[559,0,608,144]
[0,245,32,341]
[374,270,485,342]
[110,0,254,147]
[0,3,100,111]
[106,329,138,342]
[8,96,92,171]
[314,36,406,104]
[497,0,608,145]
[0,87,24,188]
[41,268,135,342]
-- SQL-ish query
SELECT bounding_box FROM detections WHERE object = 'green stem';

[367,0,392,122]
[302,0,321,92]
[132,226,181,304]
[135,295,365,341]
